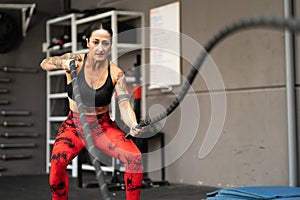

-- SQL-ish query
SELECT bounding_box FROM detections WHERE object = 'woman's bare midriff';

[68,97,110,115]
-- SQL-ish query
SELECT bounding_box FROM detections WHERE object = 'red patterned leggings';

[49,111,142,200]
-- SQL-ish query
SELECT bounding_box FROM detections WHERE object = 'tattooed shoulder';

[116,71,127,93]
[117,71,125,80]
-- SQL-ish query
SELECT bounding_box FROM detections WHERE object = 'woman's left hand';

[129,124,144,137]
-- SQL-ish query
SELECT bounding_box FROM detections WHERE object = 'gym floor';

[0,174,217,200]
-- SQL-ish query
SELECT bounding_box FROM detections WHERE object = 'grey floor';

[0,174,217,200]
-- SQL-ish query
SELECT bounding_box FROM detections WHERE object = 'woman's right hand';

[62,59,72,72]
[61,54,82,72]
[62,59,79,73]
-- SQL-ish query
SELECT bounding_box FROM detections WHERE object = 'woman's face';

[86,29,111,62]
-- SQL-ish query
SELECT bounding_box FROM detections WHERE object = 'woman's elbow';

[40,60,45,69]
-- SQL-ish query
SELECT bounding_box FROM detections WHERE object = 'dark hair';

[81,22,113,48]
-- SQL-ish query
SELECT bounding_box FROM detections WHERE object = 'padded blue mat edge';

[207,186,300,200]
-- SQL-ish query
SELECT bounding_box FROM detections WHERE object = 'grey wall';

[0,0,63,175]
[164,0,287,187]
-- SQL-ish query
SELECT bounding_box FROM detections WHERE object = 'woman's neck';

[86,55,107,70]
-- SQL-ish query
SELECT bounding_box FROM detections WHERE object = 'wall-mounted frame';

[149,1,180,89]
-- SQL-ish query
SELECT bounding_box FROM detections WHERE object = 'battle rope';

[70,60,111,200]
[135,16,300,130]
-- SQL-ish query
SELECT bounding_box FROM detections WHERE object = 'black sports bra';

[66,55,115,107]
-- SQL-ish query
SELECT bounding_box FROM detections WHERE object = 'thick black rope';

[70,60,111,200]
[137,16,300,129]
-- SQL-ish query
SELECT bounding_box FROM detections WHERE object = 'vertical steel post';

[284,0,298,187]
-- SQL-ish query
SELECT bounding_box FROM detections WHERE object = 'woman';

[40,22,143,200]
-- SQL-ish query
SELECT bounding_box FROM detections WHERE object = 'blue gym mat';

[207,186,300,199]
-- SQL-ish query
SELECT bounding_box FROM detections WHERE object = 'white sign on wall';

[149,1,181,89]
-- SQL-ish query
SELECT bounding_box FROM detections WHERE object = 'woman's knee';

[50,151,71,170]
[123,151,143,173]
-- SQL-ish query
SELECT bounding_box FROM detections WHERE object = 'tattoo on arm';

[116,72,128,94]
[116,72,138,128]
[52,57,63,69]
[61,53,82,61]
[46,53,82,70]
[41,57,61,70]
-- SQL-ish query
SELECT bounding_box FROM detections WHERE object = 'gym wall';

[0,0,64,175]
